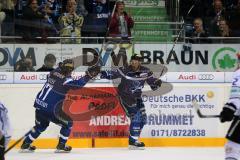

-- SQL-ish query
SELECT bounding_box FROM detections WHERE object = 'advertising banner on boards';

[61,85,226,138]
[0,44,240,72]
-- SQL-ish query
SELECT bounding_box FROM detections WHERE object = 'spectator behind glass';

[206,0,227,32]
[211,18,234,43]
[76,0,88,16]
[89,0,109,19]
[189,18,210,44]
[37,54,56,71]
[58,0,84,43]
[14,58,35,72]
[108,0,134,38]
[22,0,52,41]
[1,0,15,10]
[0,4,6,43]
[23,0,48,20]
[0,0,15,41]
[38,0,61,23]
[212,0,226,23]
[212,18,232,37]
[15,0,28,17]
[82,0,110,42]
[227,0,240,36]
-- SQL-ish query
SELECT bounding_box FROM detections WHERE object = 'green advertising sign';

[212,47,238,71]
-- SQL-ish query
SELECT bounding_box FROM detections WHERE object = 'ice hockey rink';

[6,147,224,160]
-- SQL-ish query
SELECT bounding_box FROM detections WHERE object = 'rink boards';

[0,82,231,148]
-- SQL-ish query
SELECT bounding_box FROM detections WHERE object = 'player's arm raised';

[145,71,162,91]
[63,65,101,89]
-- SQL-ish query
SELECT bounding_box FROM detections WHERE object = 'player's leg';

[55,121,73,153]
[0,134,5,160]
[138,99,147,138]
[119,97,146,149]
[225,117,240,160]
[129,99,147,149]
[128,111,146,149]
[53,105,73,153]
[20,110,49,152]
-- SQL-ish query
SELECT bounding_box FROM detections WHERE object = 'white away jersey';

[0,102,11,147]
[228,69,240,114]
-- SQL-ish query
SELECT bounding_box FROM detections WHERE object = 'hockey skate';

[128,140,145,150]
[55,143,72,153]
[19,143,36,153]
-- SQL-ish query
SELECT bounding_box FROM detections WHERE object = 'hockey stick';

[192,101,220,118]
[169,0,200,53]
[97,1,118,64]
[4,135,25,154]
[4,128,33,154]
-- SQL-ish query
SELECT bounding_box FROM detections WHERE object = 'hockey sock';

[24,126,46,144]
[58,125,72,145]
[129,112,142,142]
[129,135,139,143]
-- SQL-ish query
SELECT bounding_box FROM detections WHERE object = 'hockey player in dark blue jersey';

[100,54,162,149]
[20,59,100,153]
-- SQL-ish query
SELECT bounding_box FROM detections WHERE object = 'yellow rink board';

[95,138,226,147]
[9,138,226,149]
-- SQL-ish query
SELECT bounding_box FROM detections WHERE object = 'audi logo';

[198,74,215,80]
[39,74,48,80]
[0,74,7,80]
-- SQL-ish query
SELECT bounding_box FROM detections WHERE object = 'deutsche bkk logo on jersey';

[212,47,238,72]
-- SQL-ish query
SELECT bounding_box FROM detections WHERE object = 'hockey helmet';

[60,59,74,75]
[130,54,143,61]
[116,0,124,4]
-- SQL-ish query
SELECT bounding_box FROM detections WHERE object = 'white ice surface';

[6,147,224,160]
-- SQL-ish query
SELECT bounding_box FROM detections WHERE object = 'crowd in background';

[0,0,240,44]
[0,0,134,43]
[180,0,240,43]
[14,53,56,71]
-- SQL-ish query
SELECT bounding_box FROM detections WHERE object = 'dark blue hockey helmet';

[130,54,143,61]
[59,59,74,75]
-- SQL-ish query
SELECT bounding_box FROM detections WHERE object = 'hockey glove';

[100,71,108,79]
[220,103,236,123]
[149,79,162,91]
[154,79,162,87]
[86,65,100,78]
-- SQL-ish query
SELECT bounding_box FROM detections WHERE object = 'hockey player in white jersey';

[220,54,240,160]
[0,101,11,160]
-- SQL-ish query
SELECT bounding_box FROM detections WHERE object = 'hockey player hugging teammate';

[100,54,162,149]
[20,59,100,153]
